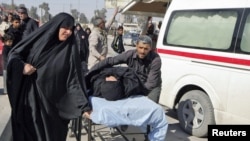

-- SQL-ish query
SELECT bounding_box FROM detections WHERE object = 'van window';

[240,13,250,53]
[164,10,238,50]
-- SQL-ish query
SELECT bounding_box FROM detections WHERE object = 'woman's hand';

[23,63,37,75]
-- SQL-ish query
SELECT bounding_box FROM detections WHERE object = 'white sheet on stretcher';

[90,95,168,141]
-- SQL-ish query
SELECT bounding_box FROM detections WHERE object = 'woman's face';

[76,25,80,30]
[86,29,90,34]
[58,27,72,41]
[86,30,90,34]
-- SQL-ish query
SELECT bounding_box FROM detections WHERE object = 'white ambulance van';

[157,0,250,137]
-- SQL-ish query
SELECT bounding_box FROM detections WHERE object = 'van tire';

[177,90,215,137]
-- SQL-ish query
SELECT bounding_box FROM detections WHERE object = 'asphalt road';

[0,35,208,141]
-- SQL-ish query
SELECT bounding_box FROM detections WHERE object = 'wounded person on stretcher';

[83,67,168,141]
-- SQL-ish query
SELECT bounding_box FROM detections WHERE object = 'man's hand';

[106,76,117,81]
[114,7,119,16]
[99,55,106,61]
[83,111,92,119]
[23,63,37,75]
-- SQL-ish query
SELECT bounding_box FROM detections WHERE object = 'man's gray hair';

[18,6,28,14]
[93,17,103,26]
[137,35,152,47]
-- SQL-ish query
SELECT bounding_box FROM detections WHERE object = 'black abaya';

[7,13,90,141]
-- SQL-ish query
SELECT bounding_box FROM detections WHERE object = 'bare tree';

[44,11,51,22]
[99,8,107,19]
[124,14,133,23]
[18,4,26,8]
[70,9,79,22]
[0,3,17,14]
[39,2,51,23]
[136,15,147,29]
[91,8,107,24]
[29,6,39,20]
[79,13,88,23]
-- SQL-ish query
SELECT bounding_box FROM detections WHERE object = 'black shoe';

[120,125,128,132]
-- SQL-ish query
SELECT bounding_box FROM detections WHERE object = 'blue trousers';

[90,95,168,141]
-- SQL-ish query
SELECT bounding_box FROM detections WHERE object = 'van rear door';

[120,0,171,17]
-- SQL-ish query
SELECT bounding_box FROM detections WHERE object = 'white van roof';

[120,0,172,17]
[168,0,250,10]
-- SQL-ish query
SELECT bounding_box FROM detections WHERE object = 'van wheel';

[177,90,215,137]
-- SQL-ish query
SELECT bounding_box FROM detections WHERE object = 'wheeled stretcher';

[70,95,168,141]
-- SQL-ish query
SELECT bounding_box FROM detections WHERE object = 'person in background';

[155,20,162,47]
[75,23,89,73]
[158,21,162,29]
[140,16,154,36]
[147,18,155,38]
[85,27,91,39]
[1,33,14,95]
[89,35,162,103]
[7,12,13,25]
[87,7,118,69]
[111,25,125,54]
[140,16,157,51]
[5,14,22,47]
[0,15,10,37]
[17,6,39,39]
[7,12,91,141]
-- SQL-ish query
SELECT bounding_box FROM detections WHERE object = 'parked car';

[123,32,139,47]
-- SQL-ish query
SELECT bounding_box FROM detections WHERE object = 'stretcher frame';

[70,116,150,141]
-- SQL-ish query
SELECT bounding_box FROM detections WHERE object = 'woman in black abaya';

[75,23,89,73]
[7,13,91,141]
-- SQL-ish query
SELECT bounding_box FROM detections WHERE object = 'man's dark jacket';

[20,17,39,39]
[86,67,147,100]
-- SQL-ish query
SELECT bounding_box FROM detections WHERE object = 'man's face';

[18,12,27,20]
[58,27,72,41]
[117,29,123,35]
[98,20,106,29]
[136,41,152,59]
